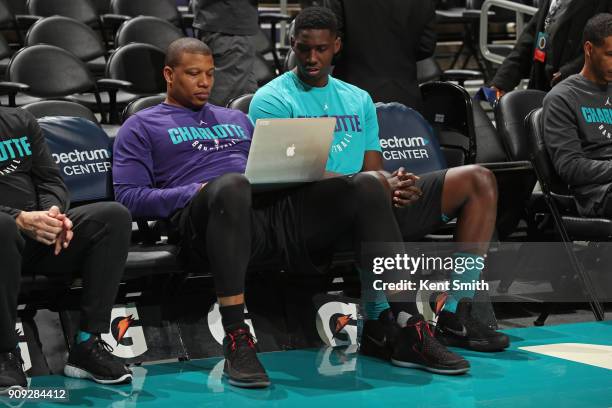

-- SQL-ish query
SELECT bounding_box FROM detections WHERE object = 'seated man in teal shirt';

[249,7,508,355]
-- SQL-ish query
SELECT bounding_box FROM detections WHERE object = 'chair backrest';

[22,100,99,124]
[472,99,508,163]
[226,93,254,114]
[495,89,547,161]
[115,16,183,51]
[7,44,96,97]
[526,107,569,195]
[27,0,100,25]
[122,94,165,123]
[420,81,477,165]
[376,102,447,174]
[38,116,113,203]
[25,16,106,62]
[106,43,166,94]
[111,0,180,25]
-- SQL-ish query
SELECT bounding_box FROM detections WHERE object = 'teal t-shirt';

[248,71,380,175]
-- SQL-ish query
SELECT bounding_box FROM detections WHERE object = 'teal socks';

[444,252,485,313]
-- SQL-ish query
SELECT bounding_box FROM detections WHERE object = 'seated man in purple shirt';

[113,38,471,389]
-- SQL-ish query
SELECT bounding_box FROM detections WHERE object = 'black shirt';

[543,74,612,215]
[0,107,69,218]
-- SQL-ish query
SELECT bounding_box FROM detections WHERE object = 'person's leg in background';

[200,32,258,107]
[0,213,26,393]
[23,202,133,384]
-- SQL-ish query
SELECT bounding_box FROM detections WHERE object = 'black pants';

[176,173,404,298]
[0,202,131,352]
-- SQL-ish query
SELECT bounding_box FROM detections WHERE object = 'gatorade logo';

[102,305,148,359]
[316,301,358,346]
[16,322,32,372]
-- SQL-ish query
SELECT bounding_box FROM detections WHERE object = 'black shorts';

[172,185,311,273]
[394,169,448,240]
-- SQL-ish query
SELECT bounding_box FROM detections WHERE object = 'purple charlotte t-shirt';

[113,103,253,218]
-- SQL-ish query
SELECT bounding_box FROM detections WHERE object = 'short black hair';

[165,37,212,67]
[583,13,612,47]
[293,6,337,37]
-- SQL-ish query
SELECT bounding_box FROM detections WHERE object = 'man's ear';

[334,36,342,54]
[290,36,296,49]
[163,66,173,86]
[584,41,594,59]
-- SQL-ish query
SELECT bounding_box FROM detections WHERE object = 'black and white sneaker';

[359,309,396,360]
[64,335,132,384]
[360,310,469,375]
[223,323,270,389]
[0,349,27,394]
[435,298,510,352]
[391,315,470,375]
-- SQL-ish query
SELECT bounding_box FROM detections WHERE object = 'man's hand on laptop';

[388,167,422,208]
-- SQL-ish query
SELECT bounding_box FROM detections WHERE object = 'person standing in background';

[491,0,612,97]
[192,0,259,106]
[324,0,437,112]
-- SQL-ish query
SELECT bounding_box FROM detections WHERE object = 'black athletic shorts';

[172,185,311,273]
[394,169,448,240]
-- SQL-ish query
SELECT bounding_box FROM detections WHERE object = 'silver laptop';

[245,117,336,189]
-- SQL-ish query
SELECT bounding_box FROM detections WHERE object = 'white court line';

[520,343,612,370]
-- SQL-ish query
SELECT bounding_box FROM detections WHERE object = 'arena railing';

[479,0,537,65]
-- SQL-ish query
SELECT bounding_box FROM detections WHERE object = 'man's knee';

[81,202,132,228]
[352,172,392,205]
[462,165,498,202]
[208,173,251,211]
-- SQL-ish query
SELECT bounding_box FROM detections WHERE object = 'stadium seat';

[526,108,606,322]
[25,16,107,77]
[495,90,547,162]
[420,81,476,167]
[226,93,254,114]
[122,94,166,123]
[0,44,106,113]
[37,115,181,278]
[26,0,109,47]
[109,0,184,32]
[375,102,447,174]
[114,16,183,51]
[22,100,100,124]
[69,43,167,124]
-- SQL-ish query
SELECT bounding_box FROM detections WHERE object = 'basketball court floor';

[6,320,610,408]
